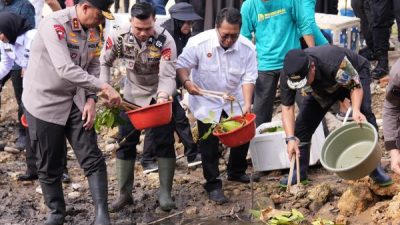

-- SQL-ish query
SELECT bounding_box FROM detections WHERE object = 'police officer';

[383,59,400,175]
[141,2,203,171]
[279,45,393,187]
[22,0,121,224]
[100,2,177,212]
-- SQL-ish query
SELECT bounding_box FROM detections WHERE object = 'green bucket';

[320,122,381,180]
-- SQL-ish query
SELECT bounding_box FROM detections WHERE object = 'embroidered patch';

[72,18,80,30]
[69,38,79,44]
[54,25,65,40]
[106,37,113,50]
[88,29,98,42]
[161,48,171,61]
[70,53,78,59]
[69,32,77,37]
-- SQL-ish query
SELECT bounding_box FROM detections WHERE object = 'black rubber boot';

[359,47,376,61]
[109,159,134,212]
[371,51,389,80]
[40,181,66,225]
[157,158,176,211]
[88,170,111,225]
[279,143,311,188]
[369,164,393,187]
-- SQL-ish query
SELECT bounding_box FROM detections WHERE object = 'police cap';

[283,49,310,89]
[86,0,114,20]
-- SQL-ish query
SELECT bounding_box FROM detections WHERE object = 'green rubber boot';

[157,158,176,211]
[109,159,134,212]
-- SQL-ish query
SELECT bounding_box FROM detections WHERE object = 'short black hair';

[131,2,156,19]
[215,7,242,28]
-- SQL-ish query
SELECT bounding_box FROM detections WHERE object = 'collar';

[15,33,24,46]
[212,29,239,52]
[69,6,82,32]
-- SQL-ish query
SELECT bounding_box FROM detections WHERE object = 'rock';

[288,184,306,197]
[185,206,198,215]
[105,144,115,152]
[253,196,275,210]
[307,183,331,211]
[0,151,12,163]
[36,185,42,195]
[68,191,80,199]
[71,183,82,191]
[105,138,115,144]
[335,214,348,225]
[369,176,400,197]
[4,146,20,154]
[270,194,285,205]
[387,193,400,221]
[337,183,376,216]
[232,189,241,196]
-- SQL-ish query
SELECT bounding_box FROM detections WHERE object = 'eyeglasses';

[216,28,239,42]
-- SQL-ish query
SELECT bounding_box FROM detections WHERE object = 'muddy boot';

[40,181,66,225]
[88,170,111,225]
[279,143,311,188]
[369,164,393,187]
[371,51,389,80]
[109,159,134,212]
[157,158,176,211]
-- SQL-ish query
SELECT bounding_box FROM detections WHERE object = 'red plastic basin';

[126,101,172,130]
[213,113,256,148]
[21,114,28,128]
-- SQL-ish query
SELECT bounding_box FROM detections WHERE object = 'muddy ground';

[1,57,400,225]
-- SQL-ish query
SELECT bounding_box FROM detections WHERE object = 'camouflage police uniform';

[100,23,178,212]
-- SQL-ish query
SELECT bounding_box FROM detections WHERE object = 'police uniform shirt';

[100,24,177,106]
[176,29,258,123]
[22,7,104,126]
[0,29,37,80]
[280,45,368,108]
[383,59,400,150]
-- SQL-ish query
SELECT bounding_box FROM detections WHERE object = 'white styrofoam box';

[104,13,170,39]
[249,121,326,172]
[316,13,360,52]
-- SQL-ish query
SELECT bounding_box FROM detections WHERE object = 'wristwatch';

[285,136,298,144]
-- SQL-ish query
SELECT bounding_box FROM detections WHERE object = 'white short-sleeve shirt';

[176,29,258,123]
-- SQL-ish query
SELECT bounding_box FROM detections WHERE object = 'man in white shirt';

[176,7,258,204]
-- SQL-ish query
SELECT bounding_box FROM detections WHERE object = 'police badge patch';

[161,48,171,61]
[54,25,66,40]
[106,37,113,50]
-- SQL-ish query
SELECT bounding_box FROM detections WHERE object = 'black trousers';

[114,0,130,13]
[0,69,24,135]
[197,112,248,192]
[141,96,198,163]
[315,0,339,14]
[24,130,68,176]
[25,104,106,184]
[116,110,175,160]
[253,70,281,126]
[370,0,400,54]
[296,66,377,144]
[352,0,374,47]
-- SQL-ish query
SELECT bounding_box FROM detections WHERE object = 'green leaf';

[106,112,115,128]
[250,209,261,220]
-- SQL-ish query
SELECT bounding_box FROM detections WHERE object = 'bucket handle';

[342,107,352,125]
